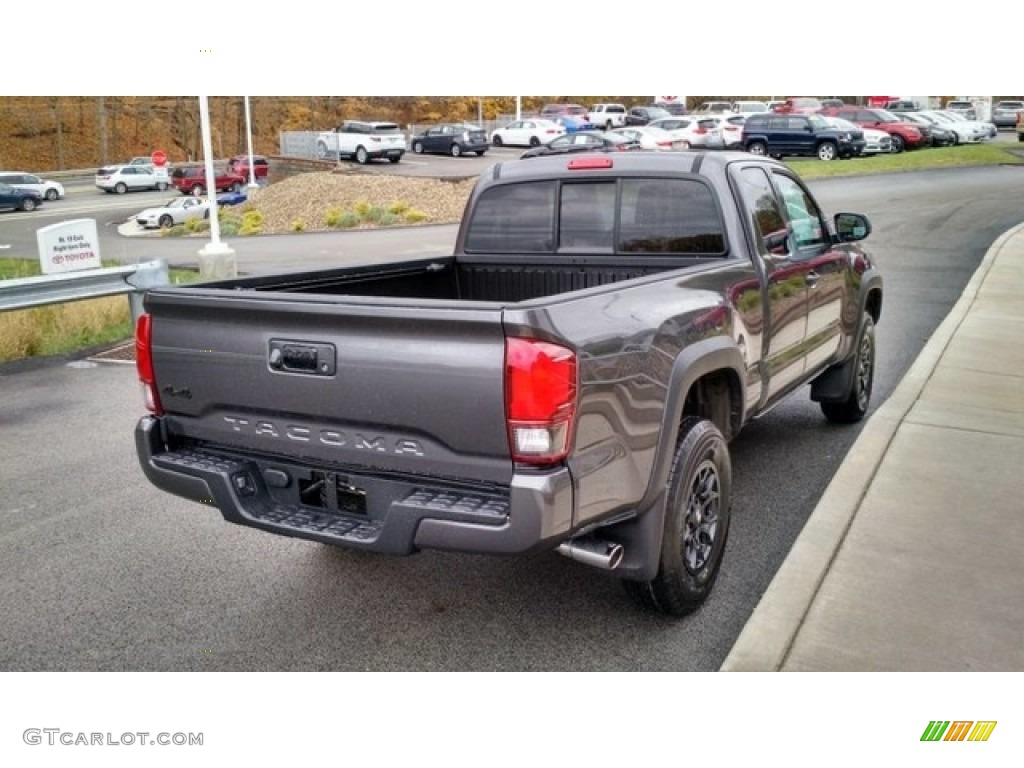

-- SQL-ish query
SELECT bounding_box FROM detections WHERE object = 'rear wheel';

[622,417,732,616]
[191,184,205,197]
[230,182,241,193]
[158,214,173,228]
[475,150,486,156]
[817,141,838,161]
[821,313,875,424]
[355,146,369,164]
[316,141,329,159]
[492,134,503,146]
[529,136,541,147]
[21,198,37,212]
[450,143,462,157]
[747,141,766,156]
[388,155,401,164]
[115,182,127,195]
[156,181,168,191]
[412,141,424,154]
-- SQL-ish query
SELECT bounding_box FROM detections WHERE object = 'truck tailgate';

[146,289,513,486]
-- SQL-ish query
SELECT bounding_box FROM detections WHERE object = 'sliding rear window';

[464,178,725,256]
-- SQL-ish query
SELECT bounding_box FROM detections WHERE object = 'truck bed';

[203,255,694,305]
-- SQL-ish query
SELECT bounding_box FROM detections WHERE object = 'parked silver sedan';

[134,196,210,229]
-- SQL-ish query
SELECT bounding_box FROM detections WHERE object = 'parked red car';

[820,106,928,152]
[227,154,269,180]
[772,97,823,114]
[171,165,246,196]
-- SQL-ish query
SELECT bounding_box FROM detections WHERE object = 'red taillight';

[656,140,672,147]
[546,129,558,133]
[568,156,613,170]
[135,313,163,415]
[505,338,577,466]
[695,127,707,134]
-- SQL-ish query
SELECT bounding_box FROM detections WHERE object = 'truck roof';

[484,150,777,183]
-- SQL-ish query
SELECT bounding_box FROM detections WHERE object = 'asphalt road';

[2,164,1023,671]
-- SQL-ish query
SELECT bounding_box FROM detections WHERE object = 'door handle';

[806,271,820,288]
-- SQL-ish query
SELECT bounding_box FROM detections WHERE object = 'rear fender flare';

[606,338,745,581]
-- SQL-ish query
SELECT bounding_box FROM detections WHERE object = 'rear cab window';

[465,177,726,256]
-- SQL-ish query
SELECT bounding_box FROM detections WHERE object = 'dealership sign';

[36,219,102,274]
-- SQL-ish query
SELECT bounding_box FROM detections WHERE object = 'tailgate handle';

[268,340,336,376]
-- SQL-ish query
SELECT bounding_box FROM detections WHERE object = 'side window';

[787,117,807,131]
[734,166,788,257]
[464,181,556,253]
[773,174,827,250]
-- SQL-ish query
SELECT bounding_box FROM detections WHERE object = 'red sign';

[151,150,167,167]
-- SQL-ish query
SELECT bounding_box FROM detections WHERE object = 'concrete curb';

[719,220,1024,672]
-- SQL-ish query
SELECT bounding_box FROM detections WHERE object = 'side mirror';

[834,212,871,243]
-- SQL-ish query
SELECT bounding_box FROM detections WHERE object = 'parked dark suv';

[742,113,865,161]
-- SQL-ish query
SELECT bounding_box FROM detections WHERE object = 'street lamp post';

[516,95,521,120]
[196,95,236,279]
[244,95,259,192]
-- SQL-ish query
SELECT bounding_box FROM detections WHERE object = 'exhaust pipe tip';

[557,537,623,570]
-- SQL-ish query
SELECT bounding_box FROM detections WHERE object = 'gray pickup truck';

[135,151,882,616]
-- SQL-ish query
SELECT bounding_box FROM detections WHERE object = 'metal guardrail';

[0,259,169,324]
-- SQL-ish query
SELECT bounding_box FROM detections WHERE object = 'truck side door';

[769,170,848,376]
[731,164,813,403]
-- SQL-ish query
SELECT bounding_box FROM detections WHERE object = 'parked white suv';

[587,103,628,130]
[0,172,65,200]
[316,120,406,164]
[94,164,170,194]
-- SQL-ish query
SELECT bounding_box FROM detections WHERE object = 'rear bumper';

[135,416,573,555]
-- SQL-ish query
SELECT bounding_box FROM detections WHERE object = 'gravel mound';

[245,171,478,233]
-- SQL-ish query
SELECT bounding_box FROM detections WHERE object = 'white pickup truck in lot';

[587,103,628,130]
[315,120,406,164]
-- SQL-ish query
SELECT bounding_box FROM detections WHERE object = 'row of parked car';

[94,155,270,196]
[478,99,1012,162]
[0,155,271,219]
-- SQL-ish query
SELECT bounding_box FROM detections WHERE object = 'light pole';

[516,95,522,120]
[196,95,236,279]
[244,95,259,192]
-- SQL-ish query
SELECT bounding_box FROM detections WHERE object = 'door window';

[734,167,788,257]
[772,174,826,250]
